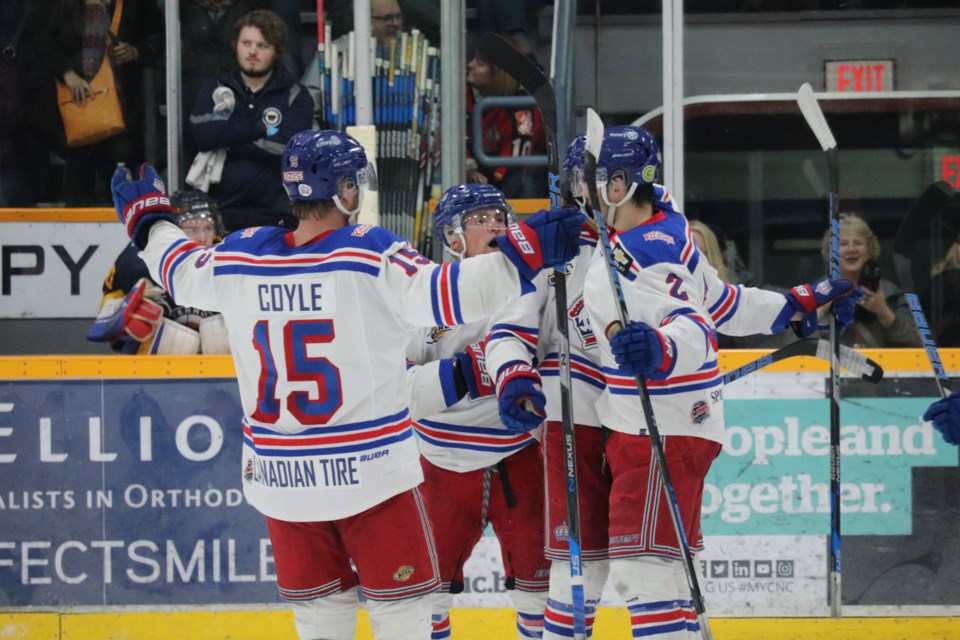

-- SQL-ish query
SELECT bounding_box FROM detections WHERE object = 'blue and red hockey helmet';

[433,183,515,259]
[281,130,377,216]
[596,125,661,206]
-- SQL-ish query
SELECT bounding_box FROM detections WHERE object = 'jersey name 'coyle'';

[255,282,331,313]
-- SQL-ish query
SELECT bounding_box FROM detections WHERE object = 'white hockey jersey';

[140,221,536,521]
[406,321,539,473]
[584,203,790,443]
[485,225,605,429]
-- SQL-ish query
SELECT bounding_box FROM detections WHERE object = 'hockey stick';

[476,32,587,640]
[584,108,712,640]
[315,0,327,129]
[796,82,842,617]
[723,339,884,386]
[891,181,955,398]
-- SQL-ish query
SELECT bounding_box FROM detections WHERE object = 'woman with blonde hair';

[690,220,729,282]
[819,212,919,348]
[922,237,960,346]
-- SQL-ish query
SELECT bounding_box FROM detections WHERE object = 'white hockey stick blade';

[585,108,603,159]
[796,83,837,152]
[816,339,881,381]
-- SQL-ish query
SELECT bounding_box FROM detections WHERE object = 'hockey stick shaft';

[475,33,587,639]
[797,83,842,617]
[584,108,712,640]
[892,180,955,398]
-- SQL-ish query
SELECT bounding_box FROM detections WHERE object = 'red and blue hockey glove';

[772,278,857,334]
[608,321,676,379]
[923,391,960,446]
[452,340,494,400]
[87,280,163,345]
[496,207,586,281]
[495,361,546,433]
[112,163,176,250]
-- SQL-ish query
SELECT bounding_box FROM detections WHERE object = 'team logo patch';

[516,110,533,135]
[289,155,299,168]
[643,230,674,245]
[553,522,569,542]
[393,565,415,581]
[642,164,657,183]
[815,280,833,296]
[262,107,282,127]
[611,244,634,276]
[298,184,313,197]
[568,296,597,349]
[427,326,451,344]
[283,170,304,183]
[243,459,254,482]
[240,227,259,239]
[691,400,710,424]
[152,178,166,194]
[351,224,373,237]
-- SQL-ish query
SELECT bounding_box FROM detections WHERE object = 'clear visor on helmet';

[459,205,516,232]
[569,167,585,199]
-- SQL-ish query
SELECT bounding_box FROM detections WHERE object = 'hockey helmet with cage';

[562,132,587,203]
[596,125,661,208]
[433,183,515,260]
[171,189,223,241]
[281,130,378,217]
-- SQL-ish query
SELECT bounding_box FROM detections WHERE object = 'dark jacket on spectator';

[190,66,314,231]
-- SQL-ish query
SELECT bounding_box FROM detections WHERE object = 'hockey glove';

[452,340,494,400]
[496,207,586,281]
[112,163,176,250]
[495,361,547,433]
[772,278,857,334]
[87,279,163,344]
[608,321,676,379]
[922,391,960,446]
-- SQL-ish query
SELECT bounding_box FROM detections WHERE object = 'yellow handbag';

[55,0,126,147]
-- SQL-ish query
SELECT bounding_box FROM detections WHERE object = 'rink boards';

[1,352,959,638]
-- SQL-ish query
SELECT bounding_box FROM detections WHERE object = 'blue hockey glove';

[112,163,176,249]
[496,207,586,281]
[608,321,676,379]
[831,286,862,328]
[922,391,960,446]
[773,278,857,333]
[495,361,546,433]
[452,340,494,400]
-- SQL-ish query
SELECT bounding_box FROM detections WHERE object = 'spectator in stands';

[36,0,164,206]
[922,236,960,347]
[821,212,920,348]
[189,9,313,232]
[690,219,729,282]
[327,0,440,44]
[87,189,230,355]
[464,37,547,198]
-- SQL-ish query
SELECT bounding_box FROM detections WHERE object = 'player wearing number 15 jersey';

[110,130,585,640]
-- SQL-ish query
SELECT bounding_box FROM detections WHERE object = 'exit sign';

[825,60,895,93]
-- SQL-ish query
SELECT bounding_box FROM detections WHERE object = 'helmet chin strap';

[333,191,364,224]
[598,181,637,229]
[443,231,467,261]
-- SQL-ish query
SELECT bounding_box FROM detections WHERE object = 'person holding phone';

[819,213,920,348]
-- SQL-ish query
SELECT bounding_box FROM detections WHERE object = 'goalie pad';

[199,314,231,354]
[143,318,201,355]
[87,280,163,344]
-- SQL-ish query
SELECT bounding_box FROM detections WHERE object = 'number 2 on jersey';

[251,319,343,425]
[665,272,689,301]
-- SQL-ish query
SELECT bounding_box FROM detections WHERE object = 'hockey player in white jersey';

[581,125,859,639]
[406,183,554,639]
[109,129,585,640]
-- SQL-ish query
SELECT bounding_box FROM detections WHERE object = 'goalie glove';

[451,340,494,400]
[112,163,176,250]
[495,361,546,433]
[87,279,163,344]
[773,278,858,334]
[496,207,586,281]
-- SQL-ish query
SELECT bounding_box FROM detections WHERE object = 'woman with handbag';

[35,0,163,206]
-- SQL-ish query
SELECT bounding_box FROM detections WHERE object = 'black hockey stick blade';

[722,339,884,386]
[476,33,557,132]
[891,181,955,291]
